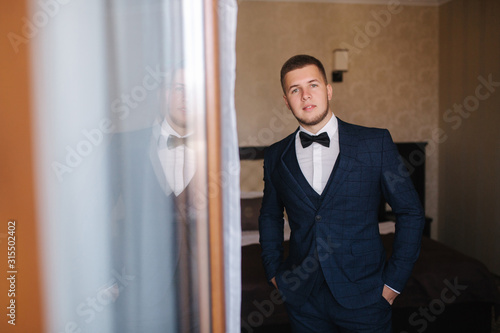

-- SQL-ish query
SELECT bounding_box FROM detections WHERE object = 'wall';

[236,1,440,236]
[438,0,500,275]
[0,0,43,331]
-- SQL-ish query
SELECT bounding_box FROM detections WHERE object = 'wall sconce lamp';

[332,49,348,83]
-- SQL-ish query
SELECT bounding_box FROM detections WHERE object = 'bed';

[239,143,500,333]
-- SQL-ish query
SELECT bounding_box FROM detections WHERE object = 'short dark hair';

[280,55,327,93]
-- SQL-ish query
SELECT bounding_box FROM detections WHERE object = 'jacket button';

[315,215,321,221]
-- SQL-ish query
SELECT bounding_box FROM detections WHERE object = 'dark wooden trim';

[239,146,268,160]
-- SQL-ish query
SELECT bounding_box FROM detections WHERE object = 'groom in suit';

[259,54,425,332]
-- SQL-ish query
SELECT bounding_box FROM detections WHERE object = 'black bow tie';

[299,131,330,148]
[167,135,188,149]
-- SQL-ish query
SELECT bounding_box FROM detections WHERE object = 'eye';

[310,83,318,88]
[290,88,299,94]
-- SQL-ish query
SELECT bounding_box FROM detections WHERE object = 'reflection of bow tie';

[299,131,330,148]
[167,135,188,149]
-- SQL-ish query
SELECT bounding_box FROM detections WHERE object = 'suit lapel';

[276,129,316,210]
[149,125,171,196]
[323,118,358,200]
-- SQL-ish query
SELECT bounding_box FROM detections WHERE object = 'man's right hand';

[270,277,278,289]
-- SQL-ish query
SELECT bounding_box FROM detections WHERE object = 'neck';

[302,110,333,134]
[165,117,187,136]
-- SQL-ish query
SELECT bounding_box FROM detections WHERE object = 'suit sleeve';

[258,148,286,282]
[380,130,425,292]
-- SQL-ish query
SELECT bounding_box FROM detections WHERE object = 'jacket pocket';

[351,238,383,255]
[347,239,385,282]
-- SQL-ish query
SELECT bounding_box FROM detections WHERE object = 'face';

[164,69,187,135]
[282,65,333,133]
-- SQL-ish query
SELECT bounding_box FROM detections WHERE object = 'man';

[155,65,196,197]
[259,54,425,332]
[111,64,200,332]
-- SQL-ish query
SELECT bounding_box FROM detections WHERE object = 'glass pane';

[31,0,211,332]
[107,1,210,331]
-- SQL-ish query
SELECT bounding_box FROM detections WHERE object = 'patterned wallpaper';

[236,2,439,235]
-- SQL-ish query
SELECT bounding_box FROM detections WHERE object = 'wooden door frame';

[204,0,226,332]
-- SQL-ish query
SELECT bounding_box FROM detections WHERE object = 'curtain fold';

[218,0,241,332]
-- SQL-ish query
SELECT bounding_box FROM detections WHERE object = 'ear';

[283,95,291,110]
[327,84,333,101]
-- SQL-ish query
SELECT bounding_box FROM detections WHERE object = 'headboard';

[239,142,430,236]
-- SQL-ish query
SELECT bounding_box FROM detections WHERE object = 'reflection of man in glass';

[155,64,200,332]
[155,66,196,197]
[112,63,199,332]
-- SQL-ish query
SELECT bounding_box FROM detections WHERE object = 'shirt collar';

[155,118,191,139]
[152,118,181,150]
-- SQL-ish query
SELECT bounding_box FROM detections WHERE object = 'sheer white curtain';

[219,0,241,331]
[30,0,240,332]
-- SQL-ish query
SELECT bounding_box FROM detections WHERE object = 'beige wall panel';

[439,0,500,275]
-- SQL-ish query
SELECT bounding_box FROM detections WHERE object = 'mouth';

[302,105,316,111]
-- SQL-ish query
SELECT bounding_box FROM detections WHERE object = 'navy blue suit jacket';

[259,118,425,309]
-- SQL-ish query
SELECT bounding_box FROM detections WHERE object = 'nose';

[301,89,311,101]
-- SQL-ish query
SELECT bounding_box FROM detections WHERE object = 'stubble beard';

[293,102,330,127]
[165,109,188,135]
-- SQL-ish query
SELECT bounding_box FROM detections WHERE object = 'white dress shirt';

[295,115,339,195]
[157,119,195,196]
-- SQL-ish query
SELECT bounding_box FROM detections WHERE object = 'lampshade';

[333,49,349,72]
